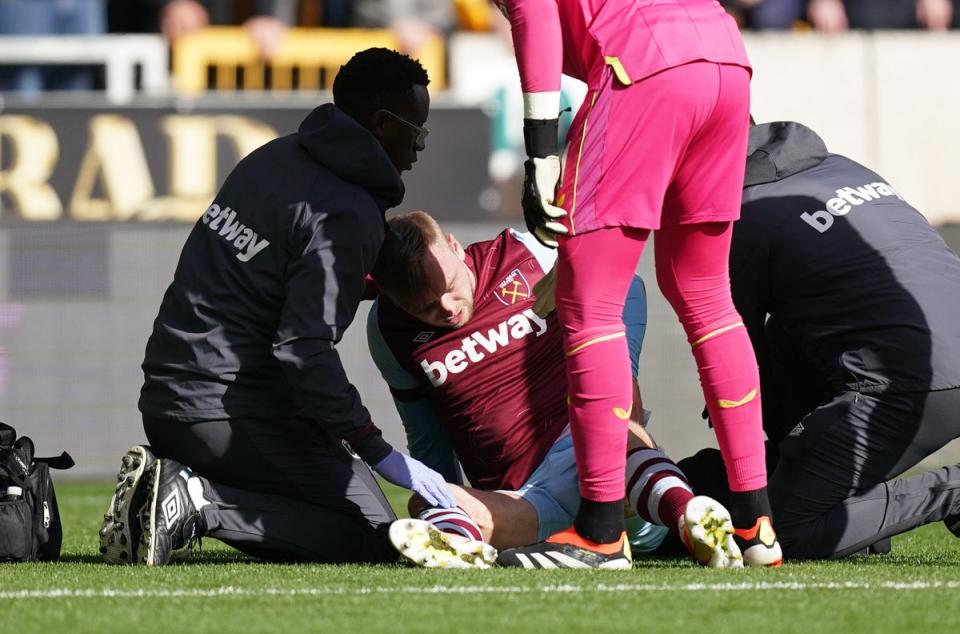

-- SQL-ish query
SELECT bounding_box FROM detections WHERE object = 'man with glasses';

[99,47,455,566]
[381,109,429,149]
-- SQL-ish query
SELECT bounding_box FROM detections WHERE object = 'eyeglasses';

[380,109,429,146]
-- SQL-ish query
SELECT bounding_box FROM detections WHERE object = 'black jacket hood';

[745,121,830,188]
[296,103,405,211]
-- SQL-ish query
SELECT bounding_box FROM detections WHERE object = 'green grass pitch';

[3,480,959,633]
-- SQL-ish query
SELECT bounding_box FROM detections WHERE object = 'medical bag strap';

[35,452,75,471]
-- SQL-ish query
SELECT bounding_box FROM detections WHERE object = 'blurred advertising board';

[0,100,492,223]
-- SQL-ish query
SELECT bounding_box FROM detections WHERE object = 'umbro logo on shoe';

[161,491,181,531]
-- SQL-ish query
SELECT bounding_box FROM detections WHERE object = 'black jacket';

[733,122,960,430]
[139,104,402,464]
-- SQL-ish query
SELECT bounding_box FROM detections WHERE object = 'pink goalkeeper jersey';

[376,231,569,491]
[498,0,750,90]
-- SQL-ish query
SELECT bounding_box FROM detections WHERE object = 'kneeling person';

[682,121,960,558]
[368,211,740,569]
[99,50,454,566]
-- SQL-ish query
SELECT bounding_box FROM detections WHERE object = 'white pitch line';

[2,581,960,600]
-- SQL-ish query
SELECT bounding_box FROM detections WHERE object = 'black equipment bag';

[0,422,74,562]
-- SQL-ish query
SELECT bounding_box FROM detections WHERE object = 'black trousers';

[143,416,398,563]
[681,386,960,559]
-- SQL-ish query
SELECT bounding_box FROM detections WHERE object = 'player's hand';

[522,156,567,248]
[372,450,456,508]
[533,264,557,318]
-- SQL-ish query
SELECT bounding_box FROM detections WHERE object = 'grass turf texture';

[3,481,959,633]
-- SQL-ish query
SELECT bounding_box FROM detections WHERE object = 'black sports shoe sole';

[99,446,156,564]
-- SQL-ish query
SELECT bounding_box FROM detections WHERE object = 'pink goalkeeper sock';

[655,221,767,493]
[691,325,767,492]
[564,325,635,502]
[556,227,650,503]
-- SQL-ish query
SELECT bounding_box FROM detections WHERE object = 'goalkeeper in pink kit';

[495,0,783,567]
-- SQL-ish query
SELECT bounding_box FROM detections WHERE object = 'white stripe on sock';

[625,450,686,511]
[645,476,688,525]
[418,507,483,541]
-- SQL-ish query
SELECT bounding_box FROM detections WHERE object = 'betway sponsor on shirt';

[420,309,548,387]
[801,181,904,233]
[201,203,271,262]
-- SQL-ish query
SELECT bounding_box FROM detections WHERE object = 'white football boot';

[679,495,744,569]
[389,518,498,569]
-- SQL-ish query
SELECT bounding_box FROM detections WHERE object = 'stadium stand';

[0,35,169,103]
[453,0,496,31]
[722,0,960,30]
[170,26,445,93]
[0,0,107,93]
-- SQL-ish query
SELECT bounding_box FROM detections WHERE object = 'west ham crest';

[495,269,531,306]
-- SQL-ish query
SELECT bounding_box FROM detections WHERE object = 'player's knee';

[654,265,683,310]
[562,324,627,356]
[556,305,622,334]
[655,272,738,332]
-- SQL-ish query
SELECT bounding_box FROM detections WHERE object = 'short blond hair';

[373,211,445,305]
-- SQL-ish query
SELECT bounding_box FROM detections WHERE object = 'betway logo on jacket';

[420,309,548,387]
[800,182,904,233]
[201,203,271,262]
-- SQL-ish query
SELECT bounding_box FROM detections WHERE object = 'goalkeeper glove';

[522,118,567,248]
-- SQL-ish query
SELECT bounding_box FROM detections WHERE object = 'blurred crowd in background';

[107,0,459,61]
[722,0,958,30]
[0,0,467,93]
[1,0,960,94]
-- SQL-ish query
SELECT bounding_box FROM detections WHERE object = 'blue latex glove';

[372,450,456,509]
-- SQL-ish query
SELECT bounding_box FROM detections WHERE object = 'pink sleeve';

[503,0,563,94]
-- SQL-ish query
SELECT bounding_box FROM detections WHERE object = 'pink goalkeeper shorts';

[556,61,751,234]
